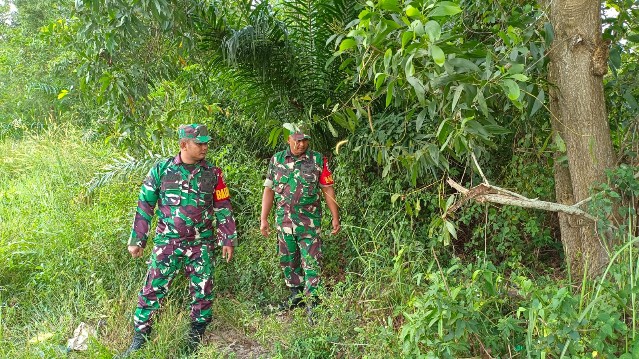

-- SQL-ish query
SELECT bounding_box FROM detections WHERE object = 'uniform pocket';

[199,172,216,205]
[199,173,215,193]
[161,175,182,206]
[301,165,318,196]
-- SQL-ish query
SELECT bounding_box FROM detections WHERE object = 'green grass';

[1,125,638,358]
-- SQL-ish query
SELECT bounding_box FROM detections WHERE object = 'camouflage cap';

[290,130,311,141]
[284,123,311,141]
[178,124,212,143]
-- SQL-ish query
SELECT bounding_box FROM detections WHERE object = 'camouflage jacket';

[263,149,334,236]
[129,154,237,248]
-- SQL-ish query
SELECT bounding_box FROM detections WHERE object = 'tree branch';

[444,178,602,224]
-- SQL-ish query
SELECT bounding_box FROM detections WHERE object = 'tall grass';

[1,125,638,358]
[0,125,134,357]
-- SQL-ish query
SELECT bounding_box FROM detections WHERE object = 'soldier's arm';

[212,168,237,247]
[260,156,276,237]
[128,164,161,249]
[260,187,275,237]
[321,186,341,235]
[318,156,340,235]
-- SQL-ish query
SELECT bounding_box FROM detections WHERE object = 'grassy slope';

[1,126,638,358]
[0,125,362,358]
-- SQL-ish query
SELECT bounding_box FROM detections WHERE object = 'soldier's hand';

[260,218,270,237]
[331,217,341,235]
[222,246,234,262]
[128,245,144,258]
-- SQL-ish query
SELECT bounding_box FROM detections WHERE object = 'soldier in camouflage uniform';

[122,124,237,356]
[260,125,340,320]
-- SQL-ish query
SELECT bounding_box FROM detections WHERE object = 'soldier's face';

[181,140,208,164]
[288,137,309,156]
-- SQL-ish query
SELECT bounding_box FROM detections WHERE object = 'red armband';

[319,157,334,186]
[214,171,231,201]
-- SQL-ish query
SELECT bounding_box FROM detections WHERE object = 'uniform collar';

[173,153,210,169]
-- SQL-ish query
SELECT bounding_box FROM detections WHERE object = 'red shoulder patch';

[214,170,231,201]
[319,157,334,185]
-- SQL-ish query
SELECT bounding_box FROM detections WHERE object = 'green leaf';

[358,9,371,20]
[509,73,529,81]
[476,91,488,117]
[406,5,421,17]
[339,38,357,52]
[437,120,454,150]
[623,91,638,111]
[407,76,426,104]
[384,48,392,70]
[416,109,427,131]
[386,81,395,107]
[500,79,520,101]
[444,220,457,239]
[530,89,545,117]
[483,124,511,135]
[375,73,388,90]
[339,58,354,70]
[391,193,402,203]
[405,55,415,77]
[610,46,621,69]
[268,127,283,147]
[423,20,441,41]
[332,112,349,130]
[410,20,424,36]
[554,132,566,152]
[448,58,480,72]
[451,85,463,111]
[383,163,391,177]
[427,2,462,17]
[507,63,525,74]
[405,201,413,215]
[465,120,490,139]
[428,143,440,165]
[326,121,338,137]
[431,44,445,66]
[98,74,112,94]
[543,22,554,47]
[379,0,402,12]
[345,108,357,132]
[402,31,414,48]
[381,18,402,31]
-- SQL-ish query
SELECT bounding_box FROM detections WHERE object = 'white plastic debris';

[66,322,96,351]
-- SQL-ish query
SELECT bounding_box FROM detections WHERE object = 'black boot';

[278,286,304,311]
[184,321,207,355]
[120,330,150,357]
[306,297,320,325]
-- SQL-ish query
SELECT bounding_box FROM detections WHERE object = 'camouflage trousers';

[277,232,322,295]
[133,243,214,334]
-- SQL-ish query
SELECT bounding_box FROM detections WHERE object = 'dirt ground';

[204,326,271,358]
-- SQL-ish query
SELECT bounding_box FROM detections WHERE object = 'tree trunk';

[548,0,616,278]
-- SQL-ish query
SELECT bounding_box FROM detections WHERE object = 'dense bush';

[2,0,639,357]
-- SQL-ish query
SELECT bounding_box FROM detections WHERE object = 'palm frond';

[84,146,172,195]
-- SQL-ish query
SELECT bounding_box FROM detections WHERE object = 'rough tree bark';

[547,0,616,278]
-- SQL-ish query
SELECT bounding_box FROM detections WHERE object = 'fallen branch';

[444,178,600,223]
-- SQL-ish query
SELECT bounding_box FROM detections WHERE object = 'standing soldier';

[260,124,340,321]
[122,124,237,356]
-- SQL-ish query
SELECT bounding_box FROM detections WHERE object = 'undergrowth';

[1,126,638,358]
